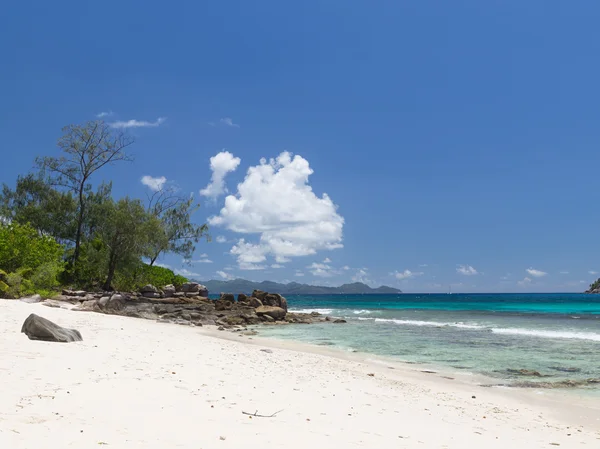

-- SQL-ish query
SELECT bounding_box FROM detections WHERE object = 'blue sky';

[1,1,599,292]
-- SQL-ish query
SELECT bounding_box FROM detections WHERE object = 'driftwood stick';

[242,409,283,418]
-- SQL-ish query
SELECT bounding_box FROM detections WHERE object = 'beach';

[1,299,599,448]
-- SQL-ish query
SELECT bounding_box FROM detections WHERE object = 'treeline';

[0,120,208,298]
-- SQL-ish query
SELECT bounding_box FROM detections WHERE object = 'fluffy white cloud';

[295,271,305,277]
[308,262,336,277]
[271,264,284,269]
[352,269,372,285]
[216,235,227,243]
[175,268,201,278]
[323,257,331,263]
[96,111,113,118]
[217,270,234,280]
[209,152,344,269]
[394,270,423,280]
[589,270,598,275]
[200,151,241,199]
[518,277,532,285]
[526,267,547,278]
[220,117,239,128]
[110,117,166,129]
[141,175,167,192]
[342,265,350,271]
[457,265,478,276]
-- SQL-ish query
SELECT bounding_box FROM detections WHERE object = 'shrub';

[0,222,64,273]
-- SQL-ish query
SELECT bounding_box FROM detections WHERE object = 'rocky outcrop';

[249,297,263,308]
[21,313,83,342]
[163,284,176,297]
[181,282,208,297]
[252,290,287,311]
[255,306,287,321]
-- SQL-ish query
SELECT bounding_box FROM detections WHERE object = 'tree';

[36,121,133,268]
[96,197,156,290]
[145,187,209,266]
[0,173,77,243]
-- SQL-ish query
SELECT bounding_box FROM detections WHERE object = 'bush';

[0,222,64,273]
[173,275,188,289]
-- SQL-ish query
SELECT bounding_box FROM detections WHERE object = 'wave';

[367,318,600,342]
[352,309,373,315]
[290,308,335,315]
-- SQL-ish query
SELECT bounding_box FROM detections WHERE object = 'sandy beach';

[1,299,599,448]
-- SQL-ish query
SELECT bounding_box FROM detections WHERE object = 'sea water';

[256,293,600,391]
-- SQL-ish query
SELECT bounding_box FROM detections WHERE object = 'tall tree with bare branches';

[36,121,134,268]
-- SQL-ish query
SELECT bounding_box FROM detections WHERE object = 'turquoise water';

[257,293,600,390]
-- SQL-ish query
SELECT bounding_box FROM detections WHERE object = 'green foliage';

[142,264,178,288]
[590,278,600,291]
[31,261,64,290]
[0,222,64,273]
[173,275,188,289]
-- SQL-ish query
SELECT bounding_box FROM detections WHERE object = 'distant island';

[585,278,600,294]
[195,278,402,295]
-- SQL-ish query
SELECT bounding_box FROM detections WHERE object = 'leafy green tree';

[36,121,134,268]
[96,197,157,290]
[0,222,64,273]
[0,173,77,243]
[145,187,209,265]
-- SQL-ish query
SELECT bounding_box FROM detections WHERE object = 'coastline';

[2,299,599,448]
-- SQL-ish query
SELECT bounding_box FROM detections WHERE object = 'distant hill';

[194,279,402,295]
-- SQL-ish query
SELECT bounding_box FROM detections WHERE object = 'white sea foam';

[369,317,600,342]
[352,309,373,315]
[290,308,334,315]
[491,328,600,342]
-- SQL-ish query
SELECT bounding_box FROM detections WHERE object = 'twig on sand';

[242,409,283,418]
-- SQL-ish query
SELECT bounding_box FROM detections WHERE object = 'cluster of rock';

[585,286,600,294]
[46,285,332,329]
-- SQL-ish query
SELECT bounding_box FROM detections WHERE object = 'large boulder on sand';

[21,314,82,342]
[255,306,287,321]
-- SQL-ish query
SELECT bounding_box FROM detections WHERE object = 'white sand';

[1,299,599,448]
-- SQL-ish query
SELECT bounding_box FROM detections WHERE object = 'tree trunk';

[103,251,117,291]
[72,183,86,267]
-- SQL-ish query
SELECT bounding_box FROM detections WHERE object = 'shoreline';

[2,299,600,448]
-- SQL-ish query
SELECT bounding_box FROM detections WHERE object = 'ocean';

[256,293,600,391]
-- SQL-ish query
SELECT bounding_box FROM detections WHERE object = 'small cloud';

[394,269,424,280]
[526,267,547,278]
[518,277,532,286]
[457,265,478,276]
[559,271,570,275]
[239,262,266,271]
[271,264,284,268]
[295,271,305,277]
[216,235,227,243]
[589,270,598,275]
[323,257,332,263]
[175,268,201,278]
[418,264,429,267]
[141,175,167,192]
[342,265,350,270]
[352,268,372,285]
[196,259,213,264]
[219,117,239,128]
[155,262,171,269]
[217,270,234,280]
[307,262,336,277]
[96,111,113,118]
[110,117,166,129]
[199,151,241,199]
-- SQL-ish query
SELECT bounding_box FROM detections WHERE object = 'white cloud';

[419,264,429,267]
[271,264,284,269]
[216,235,227,243]
[295,271,305,277]
[323,257,332,263]
[155,262,171,269]
[196,259,213,264]
[307,262,337,277]
[342,265,350,271]
[175,268,201,278]
[518,277,532,286]
[209,152,344,269]
[110,117,166,129]
[394,270,424,280]
[352,269,372,285]
[220,117,240,128]
[217,270,234,280]
[589,270,598,275]
[457,265,478,276]
[526,267,547,278]
[141,175,167,192]
[200,151,241,199]
[96,111,113,118]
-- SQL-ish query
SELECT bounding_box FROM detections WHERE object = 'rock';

[103,294,125,312]
[142,291,161,299]
[214,299,233,311]
[507,369,544,377]
[163,284,176,297]
[249,297,263,308]
[252,289,268,300]
[75,290,87,297]
[278,295,288,312]
[220,293,235,302]
[73,299,100,312]
[42,299,74,309]
[255,306,286,321]
[260,349,273,353]
[181,283,208,296]
[224,316,246,326]
[140,284,158,293]
[20,294,42,304]
[333,319,347,324]
[21,314,82,342]
[173,292,186,298]
[237,293,248,302]
[261,314,275,322]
